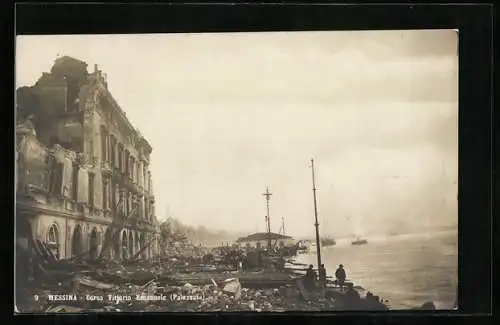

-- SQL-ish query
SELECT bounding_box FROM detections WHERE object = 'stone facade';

[16,56,160,261]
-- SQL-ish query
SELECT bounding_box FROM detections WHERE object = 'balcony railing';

[111,167,125,183]
[101,160,113,175]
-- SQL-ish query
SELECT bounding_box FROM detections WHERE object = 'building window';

[46,224,60,259]
[102,179,108,210]
[127,192,133,214]
[110,182,114,212]
[121,190,126,215]
[49,160,63,195]
[118,145,123,171]
[121,147,126,174]
[124,191,129,215]
[130,159,135,181]
[47,225,58,244]
[136,163,141,186]
[256,242,262,249]
[100,127,107,161]
[110,137,116,167]
[71,162,79,200]
[124,150,129,176]
[122,191,127,215]
[109,181,113,212]
[88,173,95,207]
[117,189,121,214]
[113,183,121,213]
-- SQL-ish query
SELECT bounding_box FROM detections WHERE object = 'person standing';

[280,257,287,272]
[304,264,317,290]
[318,264,327,288]
[335,264,346,291]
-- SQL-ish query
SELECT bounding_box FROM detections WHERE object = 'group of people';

[302,262,389,310]
[304,263,347,291]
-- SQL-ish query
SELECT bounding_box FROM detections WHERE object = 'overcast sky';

[16,30,458,238]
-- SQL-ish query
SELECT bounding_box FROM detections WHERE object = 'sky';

[16,30,458,238]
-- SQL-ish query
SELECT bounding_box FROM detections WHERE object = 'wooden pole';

[311,159,322,270]
[262,186,272,249]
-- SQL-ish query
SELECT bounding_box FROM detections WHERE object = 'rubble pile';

[19,267,340,312]
[16,240,388,313]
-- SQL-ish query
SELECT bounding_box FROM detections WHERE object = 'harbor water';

[295,230,457,309]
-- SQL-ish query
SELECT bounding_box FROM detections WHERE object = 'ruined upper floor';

[16,56,157,224]
[16,56,153,160]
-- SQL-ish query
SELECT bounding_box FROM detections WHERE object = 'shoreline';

[294,231,457,310]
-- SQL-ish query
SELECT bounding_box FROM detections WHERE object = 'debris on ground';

[16,240,392,312]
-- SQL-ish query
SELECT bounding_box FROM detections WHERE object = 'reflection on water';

[296,230,457,309]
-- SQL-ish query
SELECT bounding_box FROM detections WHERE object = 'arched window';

[89,228,100,260]
[72,225,84,257]
[122,231,129,259]
[46,224,60,259]
[47,225,58,245]
[129,231,134,256]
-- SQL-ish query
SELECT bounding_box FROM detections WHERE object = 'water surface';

[296,230,457,309]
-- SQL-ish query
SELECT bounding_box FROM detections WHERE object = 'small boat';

[321,237,336,247]
[351,238,368,245]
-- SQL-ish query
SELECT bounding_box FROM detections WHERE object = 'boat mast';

[262,186,272,249]
[311,159,322,269]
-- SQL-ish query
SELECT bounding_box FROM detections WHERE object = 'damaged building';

[15,56,160,261]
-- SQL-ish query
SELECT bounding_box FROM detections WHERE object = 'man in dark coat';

[335,264,346,291]
[304,264,317,290]
[318,264,327,288]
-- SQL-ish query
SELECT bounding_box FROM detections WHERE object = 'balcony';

[103,209,112,219]
[101,160,113,176]
[111,167,125,183]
